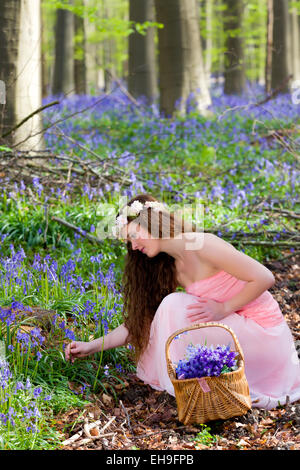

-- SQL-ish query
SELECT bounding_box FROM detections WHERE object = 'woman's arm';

[89,323,131,353]
[196,233,275,315]
[65,323,131,362]
[222,278,274,315]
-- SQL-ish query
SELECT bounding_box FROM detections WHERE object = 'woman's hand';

[65,341,95,363]
[186,297,228,323]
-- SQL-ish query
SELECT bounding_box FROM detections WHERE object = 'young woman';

[65,193,300,410]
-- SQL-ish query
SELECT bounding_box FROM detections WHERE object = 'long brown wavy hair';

[116,193,200,364]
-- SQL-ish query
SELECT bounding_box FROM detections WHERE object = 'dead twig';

[70,433,116,448]
[51,216,102,245]
[119,400,134,435]
[1,101,59,139]
[263,207,300,220]
[62,415,116,447]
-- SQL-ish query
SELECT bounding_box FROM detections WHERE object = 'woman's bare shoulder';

[197,232,234,251]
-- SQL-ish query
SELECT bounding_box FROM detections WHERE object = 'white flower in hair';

[127,200,144,216]
[144,201,165,212]
[114,200,166,235]
[116,214,128,226]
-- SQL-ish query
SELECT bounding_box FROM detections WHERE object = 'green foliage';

[199,0,267,82]
[191,424,218,447]
[1,77,298,448]
[42,0,163,84]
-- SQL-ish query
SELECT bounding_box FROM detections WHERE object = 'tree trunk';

[74,12,87,94]
[215,0,224,86]
[84,0,102,93]
[0,0,44,151]
[0,0,21,144]
[204,0,213,85]
[154,0,211,117]
[258,0,266,86]
[52,8,75,96]
[265,0,273,94]
[41,1,48,98]
[271,0,290,92]
[223,0,246,95]
[102,0,116,93]
[289,5,300,84]
[128,0,157,103]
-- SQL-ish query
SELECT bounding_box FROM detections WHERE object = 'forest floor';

[58,254,300,451]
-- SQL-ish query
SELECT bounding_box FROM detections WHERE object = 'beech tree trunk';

[84,0,102,93]
[128,0,157,103]
[265,0,273,93]
[200,0,213,85]
[271,0,290,92]
[154,0,211,117]
[102,0,116,93]
[289,5,300,84]
[52,8,75,96]
[223,0,246,95]
[205,0,213,84]
[0,0,44,151]
[74,12,87,94]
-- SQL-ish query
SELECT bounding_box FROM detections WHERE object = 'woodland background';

[0,0,299,451]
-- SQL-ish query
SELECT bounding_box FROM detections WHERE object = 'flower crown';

[114,200,165,235]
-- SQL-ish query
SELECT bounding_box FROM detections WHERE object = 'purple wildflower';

[175,343,238,380]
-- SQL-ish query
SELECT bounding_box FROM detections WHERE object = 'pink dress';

[136,270,300,410]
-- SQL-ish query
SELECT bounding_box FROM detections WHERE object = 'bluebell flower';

[64,328,76,341]
[175,343,238,380]
[33,387,42,398]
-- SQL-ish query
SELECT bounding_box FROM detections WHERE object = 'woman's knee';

[160,291,193,309]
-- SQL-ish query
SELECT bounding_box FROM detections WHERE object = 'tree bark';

[154,0,211,117]
[52,8,75,96]
[265,0,273,94]
[271,0,290,93]
[128,0,157,103]
[0,0,21,143]
[205,0,213,84]
[74,11,87,94]
[102,0,116,93]
[200,0,213,85]
[0,0,44,151]
[289,5,300,84]
[223,0,246,95]
[84,0,102,93]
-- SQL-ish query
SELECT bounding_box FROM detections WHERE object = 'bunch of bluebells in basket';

[167,325,252,425]
[174,343,239,380]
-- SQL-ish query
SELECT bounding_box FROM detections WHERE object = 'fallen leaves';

[102,393,113,406]
[57,255,300,451]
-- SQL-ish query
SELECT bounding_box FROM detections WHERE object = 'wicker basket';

[165,322,252,425]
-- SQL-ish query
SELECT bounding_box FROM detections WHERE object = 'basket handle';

[165,321,244,377]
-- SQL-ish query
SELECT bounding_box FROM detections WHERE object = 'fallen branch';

[274,250,300,262]
[70,433,116,448]
[230,240,300,247]
[1,101,60,139]
[62,415,116,446]
[128,425,187,441]
[263,207,300,220]
[254,75,293,107]
[119,400,134,435]
[52,125,133,184]
[62,429,83,446]
[51,216,102,245]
